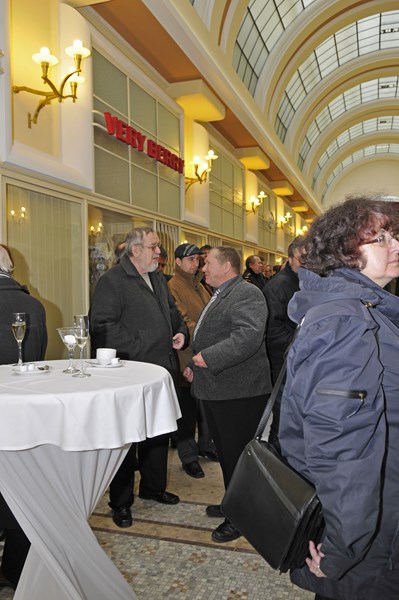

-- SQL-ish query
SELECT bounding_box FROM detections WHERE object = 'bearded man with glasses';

[90,227,187,528]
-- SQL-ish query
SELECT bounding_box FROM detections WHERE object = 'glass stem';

[68,347,74,369]
[17,342,23,366]
[80,347,84,375]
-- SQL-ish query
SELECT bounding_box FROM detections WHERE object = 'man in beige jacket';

[168,243,217,478]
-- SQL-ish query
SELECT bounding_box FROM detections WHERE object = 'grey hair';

[0,245,14,275]
[125,227,155,256]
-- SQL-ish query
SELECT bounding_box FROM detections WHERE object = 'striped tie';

[193,288,220,340]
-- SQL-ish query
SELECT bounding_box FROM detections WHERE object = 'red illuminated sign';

[103,112,184,174]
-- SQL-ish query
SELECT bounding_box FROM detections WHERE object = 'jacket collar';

[119,254,162,294]
[0,277,29,294]
[291,267,399,325]
[173,264,202,285]
[218,274,241,296]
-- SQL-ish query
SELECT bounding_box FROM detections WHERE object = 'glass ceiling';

[321,143,399,201]
[234,0,317,96]
[312,116,399,188]
[276,11,399,142]
[190,1,399,198]
[298,76,399,169]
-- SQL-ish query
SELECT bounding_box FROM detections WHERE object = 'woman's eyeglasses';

[363,230,399,249]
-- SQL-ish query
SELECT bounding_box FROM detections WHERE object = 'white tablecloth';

[0,360,180,450]
[0,360,181,600]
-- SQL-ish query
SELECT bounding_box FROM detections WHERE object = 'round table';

[0,359,181,600]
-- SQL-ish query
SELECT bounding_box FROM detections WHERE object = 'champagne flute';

[57,327,78,374]
[73,315,91,378]
[12,312,26,366]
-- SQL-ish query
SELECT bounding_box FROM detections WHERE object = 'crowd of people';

[0,194,398,599]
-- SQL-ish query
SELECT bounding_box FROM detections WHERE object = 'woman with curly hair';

[278,195,399,600]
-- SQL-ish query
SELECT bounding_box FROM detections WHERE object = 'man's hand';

[183,367,194,382]
[172,333,185,350]
[192,352,207,368]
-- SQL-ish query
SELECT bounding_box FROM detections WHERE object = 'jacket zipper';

[316,388,367,418]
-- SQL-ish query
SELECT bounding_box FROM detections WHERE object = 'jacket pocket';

[316,387,367,418]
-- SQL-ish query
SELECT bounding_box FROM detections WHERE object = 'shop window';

[6,184,84,359]
[88,206,152,299]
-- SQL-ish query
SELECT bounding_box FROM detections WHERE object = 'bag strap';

[255,322,302,439]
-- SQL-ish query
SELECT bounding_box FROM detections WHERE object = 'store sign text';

[104,112,185,174]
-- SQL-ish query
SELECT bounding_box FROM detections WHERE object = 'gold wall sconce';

[296,225,308,236]
[279,212,292,228]
[185,150,218,192]
[13,40,91,128]
[90,222,103,235]
[246,191,267,214]
[10,207,26,222]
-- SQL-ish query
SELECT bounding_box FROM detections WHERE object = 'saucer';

[12,365,50,375]
[85,360,123,369]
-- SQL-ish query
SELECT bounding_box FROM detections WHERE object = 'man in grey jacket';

[184,247,272,542]
[90,227,187,528]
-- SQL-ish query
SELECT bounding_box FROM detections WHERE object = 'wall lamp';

[185,150,218,192]
[13,40,91,128]
[279,212,292,229]
[246,191,267,214]
[296,225,308,236]
[89,222,103,235]
[10,207,26,222]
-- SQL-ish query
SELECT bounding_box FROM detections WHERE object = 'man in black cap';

[168,243,218,478]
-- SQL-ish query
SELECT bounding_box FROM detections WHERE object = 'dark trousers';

[109,434,169,509]
[202,394,269,490]
[176,387,215,464]
[315,596,335,600]
[0,495,30,587]
[197,398,215,455]
[176,386,198,465]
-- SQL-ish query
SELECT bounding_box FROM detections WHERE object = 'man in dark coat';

[262,236,303,384]
[262,236,303,451]
[242,254,265,290]
[90,227,187,528]
[0,244,47,589]
[0,250,47,365]
[184,247,272,543]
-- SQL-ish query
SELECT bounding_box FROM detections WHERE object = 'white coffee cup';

[96,348,117,365]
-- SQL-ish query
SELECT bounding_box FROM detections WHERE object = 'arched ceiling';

[79,0,399,217]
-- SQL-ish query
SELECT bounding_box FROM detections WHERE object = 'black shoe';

[183,460,205,478]
[211,519,241,543]
[206,504,223,518]
[139,490,180,505]
[199,451,219,462]
[111,506,132,528]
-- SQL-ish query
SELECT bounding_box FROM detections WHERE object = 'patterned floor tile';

[0,448,315,599]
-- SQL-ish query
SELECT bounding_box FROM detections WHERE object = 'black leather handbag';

[221,350,324,573]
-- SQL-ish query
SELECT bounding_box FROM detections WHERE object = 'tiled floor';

[0,448,315,599]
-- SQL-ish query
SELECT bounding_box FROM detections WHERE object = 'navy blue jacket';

[279,268,399,599]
